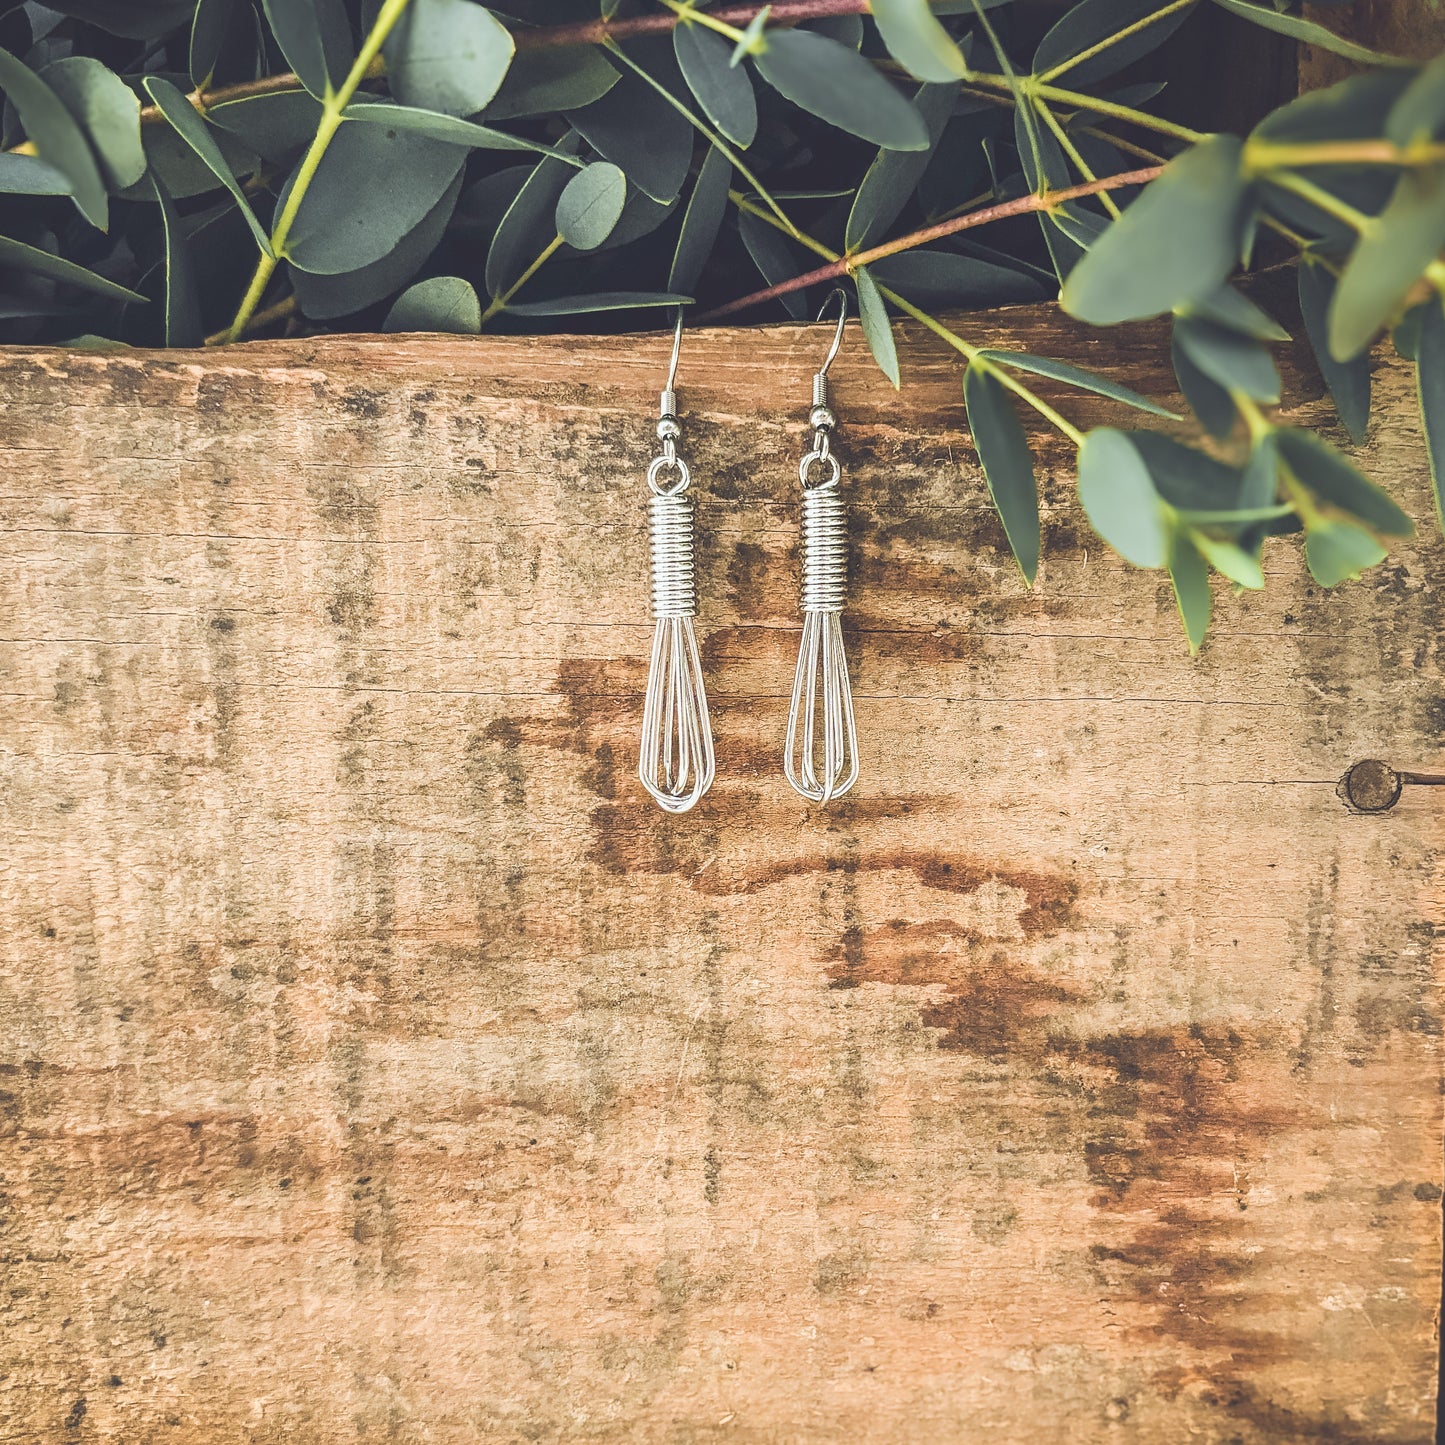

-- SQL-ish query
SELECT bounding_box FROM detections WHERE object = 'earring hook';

[815,288,848,380]
[661,305,685,417]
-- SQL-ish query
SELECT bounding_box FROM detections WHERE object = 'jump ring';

[799,450,841,490]
[648,454,691,496]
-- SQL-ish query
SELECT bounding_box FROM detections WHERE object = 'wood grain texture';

[0,312,1439,1443]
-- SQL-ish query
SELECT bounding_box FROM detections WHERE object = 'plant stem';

[1266,170,1370,232]
[1033,0,1196,86]
[205,293,297,346]
[480,234,565,325]
[699,166,1162,321]
[220,0,415,345]
[659,0,752,46]
[1034,96,1121,219]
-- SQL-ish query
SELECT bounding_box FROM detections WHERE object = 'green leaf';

[383,0,514,118]
[485,145,578,297]
[594,186,680,252]
[41,56,145,193]
[871,0,971,83]
[190,0,234,89]
[1208,0,1413,67]
[504,291,692,316]
[1415,295,1445,533]
[675,20,757,147]
[964,362,1040,584]
[1188,529,1264,589]
[738,210,808,320]
[292,171,462,320]
[979,348,1181,419]
[0,46,108,230]
[0,232,145,304]
[1298,258,1370,445]
[383,275,481,334]
[1061,134,1250,325]
[1173,314,1280,404]
[1275,426,1413,536]
[144,78,272,257]
[565,67,693,204]
[1167,530,1211,653]
[0,153,72,194]
[209,90,325,163]
[1077,427,1169,568]
[669,143,731,293]
[855,267,899,389]
[1387,53,1445,146]
[753,27,929,151]
[260,0,354,100]
[555,161,626,251]
[487,46,619,120]
[286,122,467,275]
[1330,167,1445,362]
[37,1,194,39]
[342,101,578,162]
[149,171,202,348]
[1305,520,1387,585]
[1127,432,1241,511]
[846,82,957,252]
[1180,283,1289,342]
[870,249,1044,308]
[1034,0,1198,87]
[731,10,770,67]
[1171,326,1237,439]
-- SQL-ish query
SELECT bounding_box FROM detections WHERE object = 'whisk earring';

[638,307,716,814]
[784,289,858,805]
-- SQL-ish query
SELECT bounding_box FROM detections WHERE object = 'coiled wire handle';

[784,291,858,805]
[639,310,715,814]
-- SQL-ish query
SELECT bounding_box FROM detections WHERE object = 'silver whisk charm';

[784,290,858,805]
[638,309,715,814]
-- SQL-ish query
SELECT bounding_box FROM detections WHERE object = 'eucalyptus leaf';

[0,231,144,303]
[979,348,1181,419]
[674,19,757,148]
[0,151,70,193]
[1062,134,1250,325]
[1167,530,1211,653]
[149,171,202,347]
[1386,52,1445,147]
[846,82,958,253]
[871,0,971,83]
[1329,166,1445,362]
[0,45,107,228]
[556,161,626,251]
[285,121,466,275]
[209,89,325,163]
[566,66,692,205]
[383,274,481,333]
[1298,257,1370,444]
[41,55,145,192]
[504,291,691,316]
[143,77,271,256]
[485,144,577,298]
[870,248,1044,308]
[1077,427,1169,568]
[669,142,731,293]
[260,0,354,100]
[1128,431,1242,510]
[1173,314,1280,404]
[36,0,192,38]
[1034,0,1198,88]
[855,267,899,390]
[1208,0,1412,68]
[190,0,233,89]
[1189,528,1264,589]
[964,362,1040,583]
[1276,426,1412,535]
[292,170,462,319]
[1180,283,1289,342]
[343,101,578,161]
[1171,326,1237,439]
[384,0,514,118]
[487,45,618,120]
[753,27,929,152]
[738,210,808,321]
[1305,519,1388,585]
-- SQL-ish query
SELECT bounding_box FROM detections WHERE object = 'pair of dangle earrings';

[637,293,860,815]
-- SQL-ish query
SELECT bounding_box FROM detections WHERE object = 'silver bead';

[656,415,682,443]
[809,405,835,433]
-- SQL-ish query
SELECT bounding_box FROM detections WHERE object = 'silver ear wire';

[639,307,716,814]
[784,289,858,805]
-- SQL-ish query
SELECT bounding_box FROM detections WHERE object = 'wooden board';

[0,313,1439,1443]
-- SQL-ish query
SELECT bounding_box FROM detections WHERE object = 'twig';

[697,165,1163,321]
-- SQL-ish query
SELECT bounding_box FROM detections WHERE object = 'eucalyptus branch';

[699,166,1163,321]
[220,0,415,344]
[1033,0,1197,86]
[1034,96,1122,219]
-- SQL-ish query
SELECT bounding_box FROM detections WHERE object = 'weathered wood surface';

[0,313,1439,1443]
